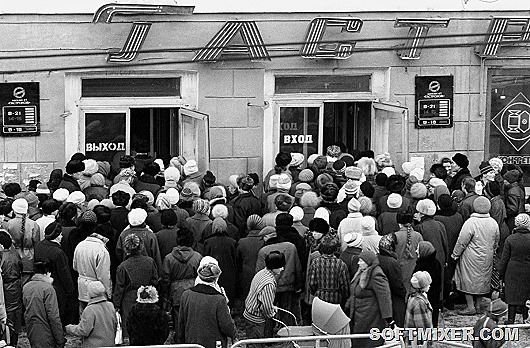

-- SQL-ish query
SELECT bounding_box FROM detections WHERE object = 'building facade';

[1,6,529,185]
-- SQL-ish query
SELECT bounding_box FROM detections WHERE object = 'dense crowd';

[0,146,528,348]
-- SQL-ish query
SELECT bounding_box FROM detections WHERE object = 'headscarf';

[378,233,396,252]
[353,249,379,290]
[194,256,228,302]
[418,241,436,259]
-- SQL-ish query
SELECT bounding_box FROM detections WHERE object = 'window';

[85,112,126,163]
[279,106,320,162]
[81,78,180,98]
[275,75,370,94]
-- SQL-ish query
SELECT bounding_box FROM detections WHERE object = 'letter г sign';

[301,18,363,59]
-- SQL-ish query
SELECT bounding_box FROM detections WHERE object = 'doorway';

[323,102,371,153]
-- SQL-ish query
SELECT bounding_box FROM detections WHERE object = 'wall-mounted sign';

[415,76,453,129]
[0,82,40,136]
[491,92,530,151]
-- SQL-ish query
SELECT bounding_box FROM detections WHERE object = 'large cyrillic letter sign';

[482,17,530,57]
[300,18,363,59]
[394,18,450,59]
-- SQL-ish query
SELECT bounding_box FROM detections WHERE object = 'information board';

[415,76,453,129]
[0,82,40,136]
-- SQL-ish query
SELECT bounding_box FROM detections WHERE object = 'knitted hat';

[401,162,415,175]
[411,271,432,290]
[90,173,106,187]
[119,155,135,169]
[347,197,361,213]
[203,171,216,186]
[452,153,469,168]
[320,183,339,202]
[276,174,292,191]
[504,169,520,184]
[123,233,142,254]
[315,173,333,189]
[345,166,362,180]
[344,232,364,248]
[239,176,254,191]
[307,154,319,165]
[473,196,491,214]
[360,181,375,198]
[156,193,171,210]
[314,207,330,223]
[405,175,419,192]
[164,167,181,183]
[343,181,359,196]
[326,145,341,158]
[359,249,377,265]
[479,161,495,175]
[381,167,396,177]
[438,194,454,211]
[259,226,277,239]
[12,198,28,215]
[275,152,292,167]
[360,216,377,236]
[309,218,329,234]
[515,213,530,228]
[198,263,222,283]
[247,214,265,231]
[429,178,447,188]
[128,208,147,226]
[298,169,314,183]
[183,160,199,176]
[87,281,107,299]
[193,199,210,215]
[387,193,403,209]
[314,156,328,170]
[36,183,50,195]
[25,192,39,207]
[410,168,425,182]
[66,160,85,174]
[67,191,86,205]
[359,197,373,215]
[289,206,304,222]
[489,299,508,316]
[332,160,346,173]
[416,199,436,216]
[136,285,159,303]
[82,159,98,176]
[44,222,62,241]
[265,251,286,270]
[80,210,97,224]
[166,188,180,205]
[289,153,304,167]
[410,183,428,199]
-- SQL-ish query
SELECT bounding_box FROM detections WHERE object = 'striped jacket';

[243,268,277,324]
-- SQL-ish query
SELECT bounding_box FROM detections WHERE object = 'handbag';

[115,311,123,345]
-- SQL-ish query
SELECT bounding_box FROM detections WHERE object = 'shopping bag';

[115,311,123,345]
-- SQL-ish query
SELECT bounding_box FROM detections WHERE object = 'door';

[323,102,372,152]
[372,100,410,161]
[179,108,210,172]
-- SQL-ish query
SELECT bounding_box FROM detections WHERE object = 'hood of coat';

[172,246,196,262]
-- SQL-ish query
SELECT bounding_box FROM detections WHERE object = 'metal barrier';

[101,345,206,348]
[230,333,401,348]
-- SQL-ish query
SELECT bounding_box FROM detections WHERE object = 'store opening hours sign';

[0,83,40,136]
[415,76,453,129]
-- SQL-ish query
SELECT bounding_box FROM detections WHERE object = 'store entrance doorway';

[323,102,371,153]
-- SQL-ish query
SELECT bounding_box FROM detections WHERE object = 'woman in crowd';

[128,286,170,346]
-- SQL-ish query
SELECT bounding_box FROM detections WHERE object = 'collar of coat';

[31,273,53,284]
[88,295,109,305]
[408,290,433,311]
[470,213,491,218]
[190,283,225,296]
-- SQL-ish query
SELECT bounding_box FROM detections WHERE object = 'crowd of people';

[0,145,527,347]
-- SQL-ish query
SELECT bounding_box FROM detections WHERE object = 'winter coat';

[320,201,348,229]
[155,226,180,261]
[337,212,363,251]
[66,296,117,347]
[128,302,170,346]
[34,239,75,325]
[498,227,530,305]
[346,264,392,348]
[293,221,309,237]
[277,225,308,271]
[162,246,202,308]
[378,249,406,327]
[23,274,65,348]
[434,210,464,258]
[6,215,40,275]
[113,254,158,338]
[178,284,236,348]
[145,208,164,232]
[185,213,212,253]
[404,290,433,346]
[339,246,362,280]
[256,237,303,292]
[0,248,22,313]
[116,225,162,276]
[504,182,525,231]
[58,173,81,193]
[110,207,129,234]
[452,213,499,295]
[236,230,265,298]
[133,174,162,198]
[414,217,448,274]
[376,210,400,236]
[229,192,262,233]
[377,194,411,215]
[459,192,479,221]
[413,249,443,309]
[203,231,237,303]
[308,254,349,306]
[73,235,112,302]
[489,196,510,253]
[394,226,424,294]
[301,206,315,227]
[448,167,471,193]
[82,186,109,201]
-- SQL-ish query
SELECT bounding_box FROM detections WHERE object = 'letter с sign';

[284,135,314,144]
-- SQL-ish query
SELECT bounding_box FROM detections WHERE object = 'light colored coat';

[452,213,499,295]
[337,212,363,251]
[73,235,112,301]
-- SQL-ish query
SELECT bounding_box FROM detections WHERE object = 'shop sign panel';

[415,76,453,129]
[491,92,530,151]
[0,82,40,136]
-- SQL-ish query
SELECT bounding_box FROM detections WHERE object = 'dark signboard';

[415,76,453,129]
[0,82,40,136]
[279,106,319,161]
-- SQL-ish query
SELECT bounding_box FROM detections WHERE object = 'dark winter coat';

[434,210,464,258]
[447,167,471,193]
[256,237,303,292]
[320,201,348,229]
[116,225,163,276]
[489,196,510,253]
[23,274,66,348]
[128,302,170,346]
[413,249,443,310]
[145,209,164,233]
[203,231,237,303]
[34,239,75,326]
[178,284,236,348]
[504,182,525,231]
[276,225,308,271]
[82,186,109,201]
[113,254,158,338]
[458,192,479,221]
[134,174,162,198]
[414,217,448,275]
[95,223,119,286]
[58,173,81,193]
[339,246,362,280]
[229,192,262,234]
[378,248,406,327]
[185,213,212,253]
[236,229,264,298]
[156,226,180,261]
[498,227,530,305]
[0,248,22,314]
[377,210,400,235]
[110,206,129,234]
[161,246,202,308]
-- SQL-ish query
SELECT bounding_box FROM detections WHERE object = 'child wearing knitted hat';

[405,271,433,347]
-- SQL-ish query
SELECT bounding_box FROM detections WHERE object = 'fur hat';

[276,174,292,190]
[359,197,373,215]
[309,218,329,234]
[320,183,339,202]
[314,208,330,223]
[410,168,424,182]
[385,175,405,193]
[515,213,530,228]
[183,159,199,176]
[411,271,432,290]
[347,197,361,213]
[119,155,136,169]
[289,206,304,222]
[314,156,328,170]
[401,161,415,175]
[410,183,428,199]
[289,153,304,167]
[136,285,159,303]
[24,192,39,207]
[203,171,216,186]
[315,173,333,189]
[360,181,375,198]
[473,196,491,214]
[66,160,85,174]
[3,183,21,197]
[429,178,446,188]
[52,188,69,202]
[374,152,393,170]
[405,175,418,192]
[387,193,403,209]
[416,199,436,216]
[345,166,363,180]
[332,160,346,173]
[356,157,377,176]
[381,167,396,177]
[87,281,107,299]
[489,157,503,172]
[12,198,28,215]
[265,251,286,270]
[193,199,210,215]
[44,222,62,241]
[90,173,106,187]
[67,191,86,205]
[438,194,454,211]
[239,176,254,191]
[504,169,520,184]
[344,232,364,248]
[326,145,341,158]
[452,153,469,168]
[275,152,292,167]
[298,169,314,183]
[198,262,222,283]
[128,208,147,226]
[268,174,280,189]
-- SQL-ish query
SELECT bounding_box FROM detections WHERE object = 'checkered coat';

[404,290,433,330]
[308,254,349,305]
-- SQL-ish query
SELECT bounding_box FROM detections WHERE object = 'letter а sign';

[491,92,530,151]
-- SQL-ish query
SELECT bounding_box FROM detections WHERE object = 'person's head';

[461,177,476,194]
[93,205,111,224]
[142,162,160,177]
[34,260,52,276]
[123,233,142,256]
[87,281,107,300]
[0,230,12,249]
[300,191,320,209]
[12,198,28,216]
[3,183,21,198]
[136,285,158,304]
[416,199,436,218]
[358,196,373,215]
[192,199,210,216]
[429,163,448,180]
[238,176,254,193]
[440,157,452,176]
[396,208,414,226]
[130,198,147,211]
[411,271,432,293]
[211,204,228,219]
[112,190,131,208]
[176,228,194,247]
[309,218,329,240]
[41,199,59,216]
[488,298,508,321]
[275,213,293,228]
[379,233,397,252]
[119,155,135,169]
[489,157,503,175]
[358,249,377,270]
[275,194,294,212]
[160,209,178,228]
[265,251,286,276]
[478,161,496,182]
[0,200,12,217]
[318,234,339,255]
[320,183,339,203]
[473,196,491,214]
[128,208,148,227]
[66,159,85,179]
[44,222,62,242]
[275,152,292,169]
[57,202,77,221]
[197,258,222,283]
